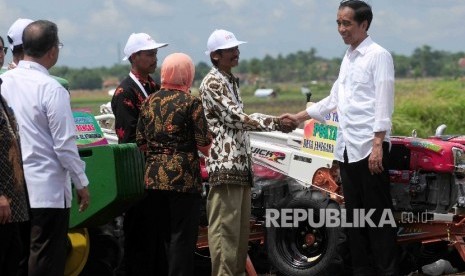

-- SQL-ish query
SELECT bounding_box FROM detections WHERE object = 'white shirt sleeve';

[372,51,395,132]
[46,86,89,189]
[306,79,339,123]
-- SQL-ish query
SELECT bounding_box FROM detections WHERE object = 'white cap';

[205,29,246,55]
[7,18,34,51]
[123,33,168,61]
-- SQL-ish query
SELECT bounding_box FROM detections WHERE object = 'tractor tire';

[266,195,344,276]
[79,227,122,276]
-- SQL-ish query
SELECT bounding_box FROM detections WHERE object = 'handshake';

[277,113,300,134]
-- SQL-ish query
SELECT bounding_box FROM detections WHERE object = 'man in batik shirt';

[0,86,30,276]
[199,29,297,276]
[111,32,168,276]
[111,32,168,143]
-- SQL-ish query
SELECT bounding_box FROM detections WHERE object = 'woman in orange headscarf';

[136,53,212,275]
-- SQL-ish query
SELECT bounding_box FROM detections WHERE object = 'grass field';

[71,78,465,137]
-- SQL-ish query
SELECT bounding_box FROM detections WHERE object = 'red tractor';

[247,123,465,275]
[69,108,465,276]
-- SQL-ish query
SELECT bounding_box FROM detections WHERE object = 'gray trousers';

[207,185,251,276]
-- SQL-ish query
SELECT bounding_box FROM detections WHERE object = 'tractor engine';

[389,137,465,213]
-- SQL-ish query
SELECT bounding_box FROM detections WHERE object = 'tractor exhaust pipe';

[435,124,447,136]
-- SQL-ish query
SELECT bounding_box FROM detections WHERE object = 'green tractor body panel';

[70,111,145,228]
[70,143,145,228]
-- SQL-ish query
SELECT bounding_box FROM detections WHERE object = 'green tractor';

[66,111,146,275]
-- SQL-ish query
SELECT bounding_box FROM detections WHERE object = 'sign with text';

[301,111,338,159]
[73,111,108,147]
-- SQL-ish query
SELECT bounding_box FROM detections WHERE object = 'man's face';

[337,6,367,49]
[215,46,240,71]
[132,49,158,75]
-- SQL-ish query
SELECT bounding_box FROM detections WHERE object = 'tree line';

[51,45,465,90]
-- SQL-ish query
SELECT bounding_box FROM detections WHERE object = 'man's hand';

[281,110,312,126]
[76,187,90,212]
[0,195,12,224]
[8,62,17,70]
[369,132,386,175]
[280,113,298,123]
[278,114,298,133]
[368,143,384,175]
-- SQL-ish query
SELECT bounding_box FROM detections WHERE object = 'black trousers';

[117,194,156,276]
[146,190,201,276]
[0,223,22,276]
[28,208,70,276]
[18,220,31,276]
[339,143,398,276]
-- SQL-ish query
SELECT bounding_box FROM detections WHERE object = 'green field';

[71,78,465,137]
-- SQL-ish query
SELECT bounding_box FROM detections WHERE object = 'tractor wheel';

[65,228,91,276]
[79,227,122,276]
[266,195,344,276]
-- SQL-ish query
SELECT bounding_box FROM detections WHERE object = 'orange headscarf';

[160,53,195,93]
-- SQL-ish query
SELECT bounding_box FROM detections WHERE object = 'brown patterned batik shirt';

[0,96,29,223]
[199,67,283,187]
[136,89,212,193]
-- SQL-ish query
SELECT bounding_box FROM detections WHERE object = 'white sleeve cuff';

[374,119,391,132]
[306,104,327,123]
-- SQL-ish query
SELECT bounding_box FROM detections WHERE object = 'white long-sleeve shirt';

[1,60,88,208]
[307,36,394,163]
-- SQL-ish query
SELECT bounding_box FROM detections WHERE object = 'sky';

[1,0,464,68]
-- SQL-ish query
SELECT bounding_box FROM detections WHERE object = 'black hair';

[210,49,223,67]
[128,51,144,64]
[339,0,373,31]
[11,45,24,56]
[0,36,4,47]
[23,20,59,58]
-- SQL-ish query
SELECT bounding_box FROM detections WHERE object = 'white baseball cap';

[123,33,168,61]
[205,29,246,55]
[7,18,34,51]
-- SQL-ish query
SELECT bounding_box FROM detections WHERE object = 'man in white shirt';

[0,20,90,276]
[284,1,397,275]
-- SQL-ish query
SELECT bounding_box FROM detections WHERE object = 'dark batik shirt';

[136,89,211,193]
[111,72,160,143]
[0,96,29,223]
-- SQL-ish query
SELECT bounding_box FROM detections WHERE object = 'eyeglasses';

[2,47,7,54]
[57,42,64,49]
